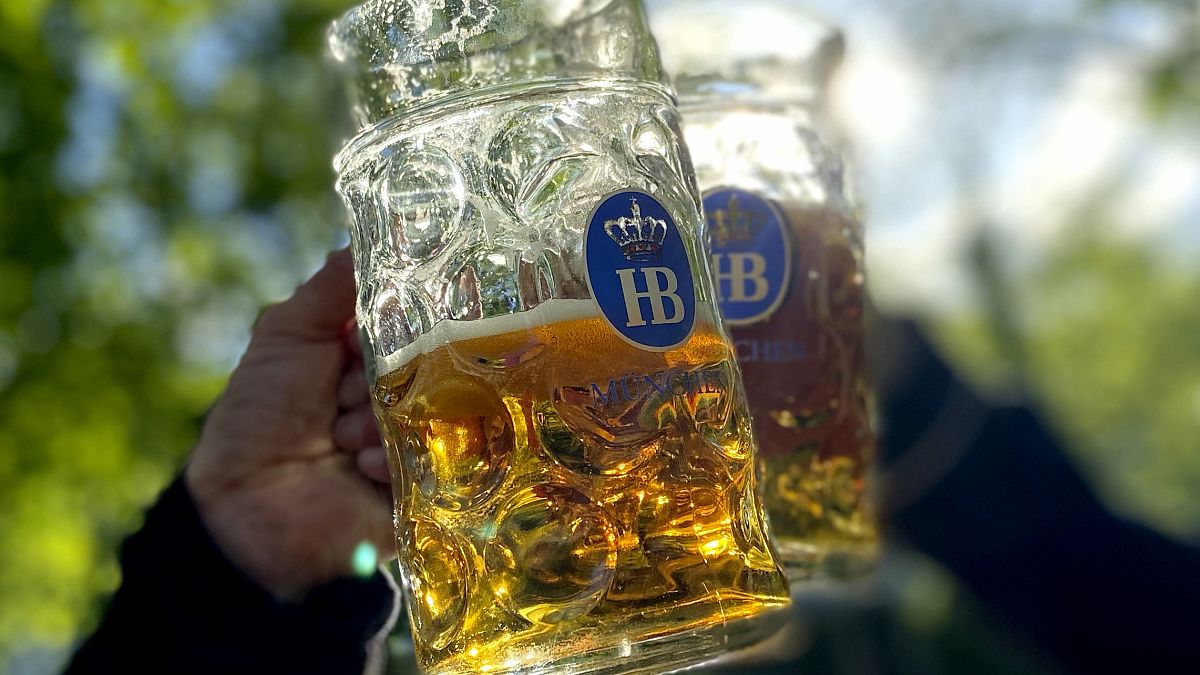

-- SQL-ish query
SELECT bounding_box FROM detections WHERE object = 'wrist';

[112,476,398,671]
[185,461,311,600]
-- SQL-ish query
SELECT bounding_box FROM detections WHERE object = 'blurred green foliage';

[0,0,353,664]
[934,1,1200,541]
[937,223,1200,536]
[0,0,1196,670]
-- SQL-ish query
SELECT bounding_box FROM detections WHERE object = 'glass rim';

[329,0,627,70]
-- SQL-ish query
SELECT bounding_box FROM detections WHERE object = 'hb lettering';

[616,267,685,327]
[713,253,769,303]
[589,191,697,349]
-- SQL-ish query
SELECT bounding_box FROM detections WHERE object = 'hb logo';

[604,199,686,328]
[704,189,791,326]
[616,267,685,327]
[713,253,769,303]
[586,192,697,351]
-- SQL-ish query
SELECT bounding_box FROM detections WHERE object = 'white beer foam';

[375,299,603,375]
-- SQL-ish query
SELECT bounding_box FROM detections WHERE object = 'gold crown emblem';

[709,194,765,248]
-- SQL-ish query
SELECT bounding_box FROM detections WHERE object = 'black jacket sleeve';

[65,478,398,675]
[874,319,1200,675]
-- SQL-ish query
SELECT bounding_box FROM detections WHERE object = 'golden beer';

[331,2,792,669]
[372,300,789,674]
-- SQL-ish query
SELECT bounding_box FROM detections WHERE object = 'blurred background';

[0,0,1196,672]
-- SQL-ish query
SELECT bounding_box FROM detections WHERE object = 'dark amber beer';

[657,0,877,579]
[708,193,875,577]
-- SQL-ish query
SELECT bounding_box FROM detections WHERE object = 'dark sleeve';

[65,478,398,675]
[874,319,1200,675]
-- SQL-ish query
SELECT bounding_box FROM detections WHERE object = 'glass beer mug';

[329,1,790,673]
[654,1,877,580]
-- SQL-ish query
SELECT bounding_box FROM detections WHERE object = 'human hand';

[185,249,394,600]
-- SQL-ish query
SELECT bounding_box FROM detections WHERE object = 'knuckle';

[254,302,288,333]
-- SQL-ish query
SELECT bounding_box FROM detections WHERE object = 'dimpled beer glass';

[654,1,876,580]
[329,1,790,673]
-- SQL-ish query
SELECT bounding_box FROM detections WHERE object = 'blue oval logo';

[585,191,697,351]
[704,188,791,326]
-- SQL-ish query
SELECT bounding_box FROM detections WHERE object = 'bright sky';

[649,0,1200,312]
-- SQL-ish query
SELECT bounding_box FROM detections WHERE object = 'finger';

[333,405,382,451]
[343,319,365,358]
[356,447,391,484]
[337,364,370,410]
[257,248,357,341]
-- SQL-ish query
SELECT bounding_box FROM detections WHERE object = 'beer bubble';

[413,375,514,511]
[488,105,593,220]
[535,392,662,476]
[455,250,523,319]
[402,429,438,501]
[338,167,385,263]
[728,477,789,597]
[632,106,673,162]
[379,388,402,408]
[637,486,712,589]
[372,282,434,358]
[686,363,733,423]
[487,103,638,230]
[401,518,471,651]
[374,362,416,408]
[631,104,697,210]
[696,392,753,464]
[483,484,617,624]
[452,340,546,372]
[381,140,465,262]
[709,422,752,462]
[596,478,679,604]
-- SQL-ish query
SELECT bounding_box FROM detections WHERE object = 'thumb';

[256,248,358,341]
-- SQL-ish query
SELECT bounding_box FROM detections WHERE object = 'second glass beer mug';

[655,1,877,580]
[329,1,789,673]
